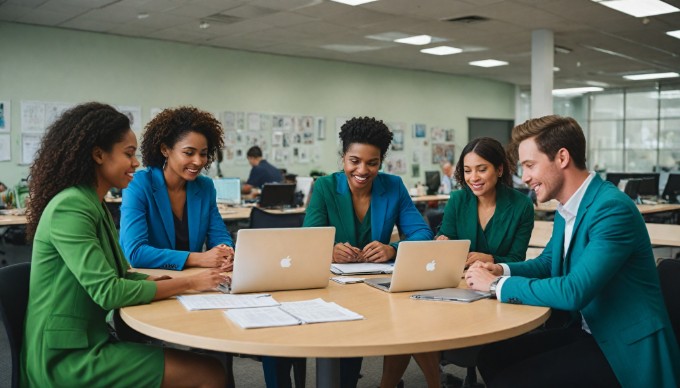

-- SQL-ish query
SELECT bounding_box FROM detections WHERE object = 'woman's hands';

[187,244,234,271]
[466,252,495,266]
[332,242,396,263]
[188,268,229,292]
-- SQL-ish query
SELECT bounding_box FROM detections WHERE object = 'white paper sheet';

[280,298,364,324]
[177,293,279,310]
[0,134,10,161]
[225,306,301,329]
[330,263,394,275]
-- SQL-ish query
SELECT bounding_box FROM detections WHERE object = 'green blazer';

[303,172,433,249]
[503,175,680,387]
[438,184,534,263]
[20,186,164,387]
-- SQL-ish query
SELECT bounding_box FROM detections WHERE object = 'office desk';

[535,201,680,216]
[411,194,450,203]
[530,220,680,248]
[0,215,27,226]
[218,206,305,221]
[122,269,550,388]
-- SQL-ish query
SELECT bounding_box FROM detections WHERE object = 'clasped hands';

[187,244,234,271]
[333,241,396,263]
[465,261,503,292]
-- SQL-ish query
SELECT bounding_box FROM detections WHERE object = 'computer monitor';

[213,177,241,205]
[606,172,660,197]
[295,177,314,207]
[424,171,441,195]
[620,178,642,201]
[259,183,297,208]
[661,173,680,203]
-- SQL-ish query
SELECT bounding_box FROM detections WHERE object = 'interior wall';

[0,22,515,189]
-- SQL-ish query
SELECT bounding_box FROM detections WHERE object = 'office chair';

[249,206,305,229]
[657,258,680,346]
[0,262,31,388]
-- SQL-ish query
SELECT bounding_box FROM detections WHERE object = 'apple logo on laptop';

[426,260,436,272]
[280,256,292,268]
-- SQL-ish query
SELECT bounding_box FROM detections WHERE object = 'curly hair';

[27,102,131,241]
[339,117,393,161]
[454,137,513,188]
[141,106,224,169]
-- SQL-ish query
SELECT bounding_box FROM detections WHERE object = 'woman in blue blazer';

[120,107,234,272]
[304,117,433,388]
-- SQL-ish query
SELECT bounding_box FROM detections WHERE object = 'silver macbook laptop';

[364,240,470,293]
[229,227,335,294]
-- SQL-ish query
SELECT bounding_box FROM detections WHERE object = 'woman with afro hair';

[119,106,234,271]
[303,116,434,387]
[22,102,228,387]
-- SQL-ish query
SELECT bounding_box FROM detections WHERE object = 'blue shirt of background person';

[242,145,283,194]
[120,107,234,272]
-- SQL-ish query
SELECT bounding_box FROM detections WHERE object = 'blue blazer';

[303,172,433,249]
[119,167,233,270]
[502,175,680,387]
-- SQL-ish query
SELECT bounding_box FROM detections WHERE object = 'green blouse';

[353,204,373,250]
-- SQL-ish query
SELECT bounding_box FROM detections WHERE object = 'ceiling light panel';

[667,30,680,39]
[469,59,508,67]
[592,0,680,17]
[420,46,462,55]
[330,0,379,6]
[395,35,432,45]
[553,87,604,96]
[623,72,679,80]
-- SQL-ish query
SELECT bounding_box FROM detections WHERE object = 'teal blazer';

[502,175,680,387]
[438,184,534,263]
[21,186,163,387]
[120,167,233,270]
[303,172,433,249]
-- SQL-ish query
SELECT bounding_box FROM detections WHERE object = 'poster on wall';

[45,102,72,128]
[117,105,142,132]
[315,117,326,140]
[412,123,426,138]
[431,127,446,143]
[391,129,404,151]
[0,101,9,132]
[21,132,43,165]
[432,143,455,164]
[0,133,10,161]
[385,155,407,175]
[21,100,46,132]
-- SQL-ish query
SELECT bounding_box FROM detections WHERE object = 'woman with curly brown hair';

[22,102,228,387]
[120,106,234,271]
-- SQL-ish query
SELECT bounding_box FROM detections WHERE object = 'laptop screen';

[214,177,241,205]
[259,183,296,208]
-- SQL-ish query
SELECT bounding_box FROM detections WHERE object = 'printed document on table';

[224,298,364,329]
[177,294,279,311]
[280,298,364,324]
[330,263,394,275]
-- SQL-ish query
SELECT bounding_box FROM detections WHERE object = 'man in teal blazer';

[466,116,680,387]
[120,166,233,270]
[303,171,433,252]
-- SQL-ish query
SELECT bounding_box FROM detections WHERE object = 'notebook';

[229,227,335,294]
[213,177,241,205]
[364,240,470,293]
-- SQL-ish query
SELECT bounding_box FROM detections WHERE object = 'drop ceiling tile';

[60,18,122,32]
[16,8,76,25]
[0,4,33,21]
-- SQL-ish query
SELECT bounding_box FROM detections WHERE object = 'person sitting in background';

[22,102,227,387]
[242,145,283,195]
[440,161,454,194]
[467,115,680,387]
[304,116,434,387]
[120,106,234,271]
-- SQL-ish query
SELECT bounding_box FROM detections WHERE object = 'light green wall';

[0,21,515,189]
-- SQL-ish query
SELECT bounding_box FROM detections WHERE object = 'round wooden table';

[121,269,550,387]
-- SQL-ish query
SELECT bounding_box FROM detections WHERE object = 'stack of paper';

[225,298,364,329]
[177,294,279,311]
[330,263,394,275]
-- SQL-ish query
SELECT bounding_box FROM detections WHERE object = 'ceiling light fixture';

[554,45,572,54]
[667,30,680,39]
[420,46,462,55]
[199,21,210,29]
[395,35,433,45]
[623,72,679,80]
[469,59,508,68]
[330,0,378,6]
[137,13,149,20]
[552,87,604,96]
[591,0,679,17]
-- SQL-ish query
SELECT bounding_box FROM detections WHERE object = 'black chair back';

[658,259,680,345]
[249,207,305,229]
[0,262,31,388]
